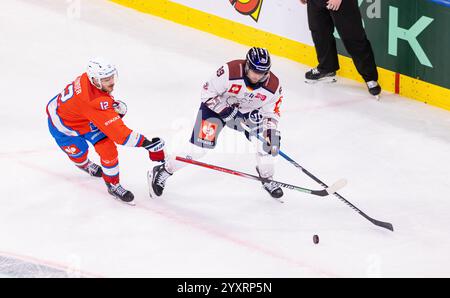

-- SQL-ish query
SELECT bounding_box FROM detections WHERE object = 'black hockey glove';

[263,129,281,156]
[141,137,166,162]
[218,104,242,122]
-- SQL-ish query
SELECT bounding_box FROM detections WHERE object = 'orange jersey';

[47,73,142,146]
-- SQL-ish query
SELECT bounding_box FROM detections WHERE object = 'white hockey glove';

[113,100,127,118]
[263,129,281,156]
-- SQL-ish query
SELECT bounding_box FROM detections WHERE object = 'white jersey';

[201,59,283,129]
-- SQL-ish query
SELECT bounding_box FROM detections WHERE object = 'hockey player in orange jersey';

[46,57,165,204]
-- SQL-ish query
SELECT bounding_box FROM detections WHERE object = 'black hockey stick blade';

[368,217,394,231]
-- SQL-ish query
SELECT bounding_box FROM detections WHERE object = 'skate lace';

[156,168,171,187]
[87,162,100,175]
[111,184,128,197]
[264,181,280,192]
[311,68,320,75]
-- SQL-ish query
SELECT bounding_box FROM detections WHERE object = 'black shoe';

[78,161,102,177]
[106,182,135,204]
[148,164,172,197]
[305,68,336,83]
[256,167,283,199]
[366,80,381,97]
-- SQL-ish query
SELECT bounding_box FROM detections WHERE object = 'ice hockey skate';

[77,160,102,177]
[256,166,284,200]
[366,80,381,100]
[147,163,172,198]
[105,182,135,205]
[305,68,337,84]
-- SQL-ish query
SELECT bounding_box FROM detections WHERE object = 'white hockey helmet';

[86,57,117,89]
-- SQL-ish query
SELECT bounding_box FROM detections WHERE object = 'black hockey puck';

[313,235,319,244]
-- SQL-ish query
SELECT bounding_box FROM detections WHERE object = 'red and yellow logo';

[229,0,264,22]
[228,84,242,94]
[199,120,218,142]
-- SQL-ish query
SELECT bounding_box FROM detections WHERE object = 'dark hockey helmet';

[245,47,271,74]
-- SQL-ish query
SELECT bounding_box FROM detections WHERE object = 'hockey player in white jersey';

[149,47,284,198]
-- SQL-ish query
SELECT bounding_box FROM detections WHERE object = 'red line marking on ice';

[137,203,340,277]
[0,148,53,158]
[15,158,340,277]
[16,159,102,189]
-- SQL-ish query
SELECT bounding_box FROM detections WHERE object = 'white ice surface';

[1,0,450,277]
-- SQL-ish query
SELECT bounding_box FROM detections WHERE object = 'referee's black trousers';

[307,0,378,82]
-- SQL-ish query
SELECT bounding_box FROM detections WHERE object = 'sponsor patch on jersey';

[62,145,81,155]
[228,84,242,95]
[102,157,119,166]
[203,82,209,90]
[74,76,82,95]
[255,93,267,101]
[198,120,218,142]
[104,115,120,126]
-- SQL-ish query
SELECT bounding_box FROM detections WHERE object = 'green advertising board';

[336,0,449,90]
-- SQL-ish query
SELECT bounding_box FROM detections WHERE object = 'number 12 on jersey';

[100,101,109,110]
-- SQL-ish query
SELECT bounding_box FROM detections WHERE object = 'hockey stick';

[176,156,347,197]
[240,122,394,231]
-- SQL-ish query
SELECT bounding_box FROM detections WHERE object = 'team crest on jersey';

[255,93,267,101]
[249,109,263,124]
[228,84,242,95]
[199,120,218,142]
[62,145,80,155]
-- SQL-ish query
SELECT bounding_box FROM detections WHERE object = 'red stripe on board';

[395,72,400,94]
